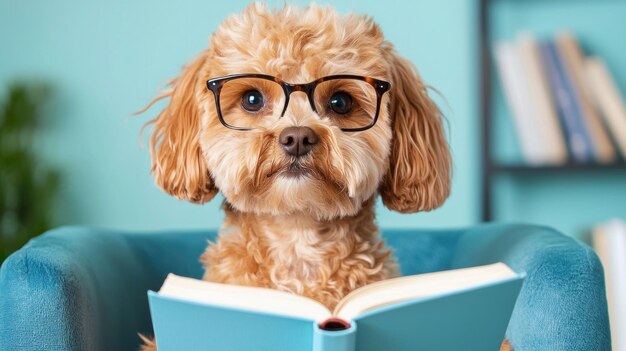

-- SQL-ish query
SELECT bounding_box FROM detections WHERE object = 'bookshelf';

[479,0,626,223]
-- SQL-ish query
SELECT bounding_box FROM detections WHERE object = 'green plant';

[0,84,59,263]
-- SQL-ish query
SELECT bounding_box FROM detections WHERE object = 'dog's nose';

[279,126,319,157]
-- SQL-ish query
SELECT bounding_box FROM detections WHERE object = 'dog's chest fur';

[200,199,398,310]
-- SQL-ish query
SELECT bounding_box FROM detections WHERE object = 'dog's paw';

[500,339,513,351]
[138,333,157,351]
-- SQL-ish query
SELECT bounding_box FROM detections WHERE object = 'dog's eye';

[328,92,352,115]
[241,90,264,112]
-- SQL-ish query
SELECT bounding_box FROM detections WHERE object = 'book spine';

[516,34,568,165]
[540,40,595,163]
[313,323,357,351]
[493,41,547,164]
[584,58,626,159]
[592,220,626,351]
[555,32,616,163]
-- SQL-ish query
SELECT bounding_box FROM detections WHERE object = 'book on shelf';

[494,41,555,165]
[592,219,626,351]
[147,263,524,351]
[516,33,568,165]
[493,30,626,166]
[540,40,596,163]
[585,57,626,159]
[555,32,617,163]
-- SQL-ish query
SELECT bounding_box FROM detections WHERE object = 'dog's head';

[146,4,451,220]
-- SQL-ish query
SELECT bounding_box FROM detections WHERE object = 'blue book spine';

[313,324,356,351]
[540,41,595,162]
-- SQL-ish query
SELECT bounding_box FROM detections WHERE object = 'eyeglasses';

[206,74,390,132]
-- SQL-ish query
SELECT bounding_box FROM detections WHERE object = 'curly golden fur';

[136,3,510,350]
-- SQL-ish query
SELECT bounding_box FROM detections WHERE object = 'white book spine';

[517,34,568,165]
[494,41,547,165]
[585,58,626,158]
[592,219,626,351]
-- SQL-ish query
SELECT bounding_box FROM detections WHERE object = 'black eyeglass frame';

[206,73,391,132]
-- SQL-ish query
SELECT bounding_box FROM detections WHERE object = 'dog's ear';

[147,52,217,204]
[379,45,451,213]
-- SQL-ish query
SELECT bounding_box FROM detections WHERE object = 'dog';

[139,3,511,351]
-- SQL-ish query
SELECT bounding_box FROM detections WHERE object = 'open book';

[148,263,524,351]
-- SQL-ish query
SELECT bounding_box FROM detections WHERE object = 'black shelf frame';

[492,162,626,174]
[478,0,626,221]
[480,0,494,222]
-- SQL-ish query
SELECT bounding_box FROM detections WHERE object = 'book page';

[334,263,517,321]
[159,274,331,322]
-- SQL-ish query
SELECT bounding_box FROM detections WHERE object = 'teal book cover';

[148,266,524,351]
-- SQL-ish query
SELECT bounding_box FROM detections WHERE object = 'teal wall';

[0,1,479,231]
[4,1,621,238]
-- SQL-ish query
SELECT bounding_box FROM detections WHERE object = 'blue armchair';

[0,224,611,350]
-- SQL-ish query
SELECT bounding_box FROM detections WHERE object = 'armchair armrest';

[0,227,213,351]
[449,223,611,351]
